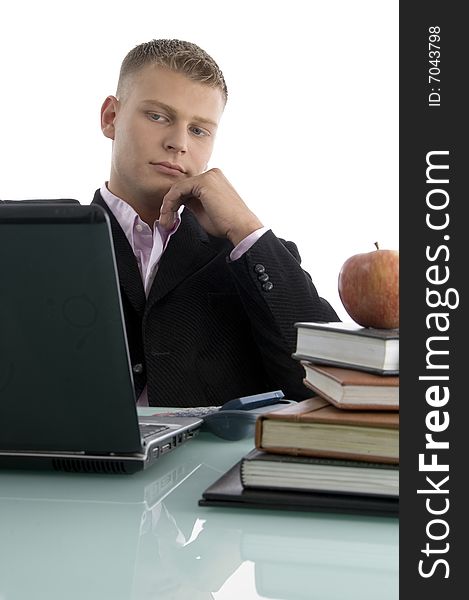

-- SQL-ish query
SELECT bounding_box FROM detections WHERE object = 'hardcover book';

[241,448,399,497]
[301,362,399,410]
[293,321,399,375]
[199,460,398,516]
[255,397,399,464]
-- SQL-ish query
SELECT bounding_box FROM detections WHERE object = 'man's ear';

[100,96,119,140]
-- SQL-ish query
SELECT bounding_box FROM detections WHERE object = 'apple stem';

[374,242,379,250]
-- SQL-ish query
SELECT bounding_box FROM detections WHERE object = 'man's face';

[101,65,225,209]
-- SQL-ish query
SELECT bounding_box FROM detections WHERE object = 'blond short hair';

[116,39,228,103]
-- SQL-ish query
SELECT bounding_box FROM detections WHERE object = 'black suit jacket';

[92,190,339,407]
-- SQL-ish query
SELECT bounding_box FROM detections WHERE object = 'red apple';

[338,243,399,329]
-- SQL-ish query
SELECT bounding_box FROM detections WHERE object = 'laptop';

[0,201,202,473]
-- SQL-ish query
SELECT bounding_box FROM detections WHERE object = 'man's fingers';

[160,177,205,228]
[158,209,177,230]
[160,185,182,212]
[159,184,185,228]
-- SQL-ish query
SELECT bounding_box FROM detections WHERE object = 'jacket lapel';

[146,209,220,309]
[91,191,146,316]
[92,190,224,313]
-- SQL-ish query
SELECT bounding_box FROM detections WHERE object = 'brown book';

[301,362,399,410]
[255,397,399,464]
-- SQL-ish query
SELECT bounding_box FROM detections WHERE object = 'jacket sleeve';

[227,229,340,399]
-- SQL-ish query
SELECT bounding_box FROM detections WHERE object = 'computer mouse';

[201,391,296,440]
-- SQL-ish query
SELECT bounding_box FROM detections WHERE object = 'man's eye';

[149,113,166,122]
[191,126,207,137]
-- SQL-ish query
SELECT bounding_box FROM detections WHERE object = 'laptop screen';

[0,203,142,454]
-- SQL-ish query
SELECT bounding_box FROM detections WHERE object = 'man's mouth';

[150,161,186,175]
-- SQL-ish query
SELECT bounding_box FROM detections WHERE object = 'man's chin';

[139,182,171,205]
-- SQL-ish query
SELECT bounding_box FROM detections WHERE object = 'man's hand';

[159,168,263,246]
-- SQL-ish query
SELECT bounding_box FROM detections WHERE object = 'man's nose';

[163,125,188,153]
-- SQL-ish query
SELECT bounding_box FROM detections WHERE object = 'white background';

[0,1,398,595]
[0,0,398,321]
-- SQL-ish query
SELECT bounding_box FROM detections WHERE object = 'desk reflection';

[0,438,398,600]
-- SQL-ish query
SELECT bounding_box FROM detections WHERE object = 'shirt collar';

[100,183,183,243]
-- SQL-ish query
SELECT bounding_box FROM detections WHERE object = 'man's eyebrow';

[140,99,218,128]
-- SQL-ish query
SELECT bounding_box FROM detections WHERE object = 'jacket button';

[132,363,144,374]
[258,273,269,283]
[254,263,265,274]
[262,281,274,292]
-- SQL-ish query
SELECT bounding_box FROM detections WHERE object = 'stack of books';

[199,322,399,516]
[293,320,399,411]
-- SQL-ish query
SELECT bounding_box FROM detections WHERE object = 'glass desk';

[0,419,398,600]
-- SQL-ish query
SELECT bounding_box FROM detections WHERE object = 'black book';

[199,459,398,517]
[241,448,399,497]
[293,321,399,375]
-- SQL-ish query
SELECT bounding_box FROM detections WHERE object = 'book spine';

[254,417,264,449]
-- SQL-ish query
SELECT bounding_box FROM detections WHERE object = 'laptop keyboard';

[139,424,170,439]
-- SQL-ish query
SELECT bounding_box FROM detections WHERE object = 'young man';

[95,39,339,407]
